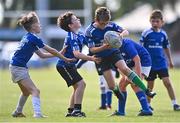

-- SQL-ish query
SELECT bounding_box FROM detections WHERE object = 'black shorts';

[56,65,83,87]
[145,68,169,81]
[95,63,118,76]
[100,50,123,72]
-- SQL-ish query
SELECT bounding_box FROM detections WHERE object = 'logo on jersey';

[161,37,164,42]
[17,36,29,50]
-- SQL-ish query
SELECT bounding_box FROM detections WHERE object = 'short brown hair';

[150,10,163,20]
[17,11,39,31]
[57,12,74,32]
[95,7,111,22]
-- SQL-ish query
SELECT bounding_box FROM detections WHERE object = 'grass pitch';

[0,66,180,122]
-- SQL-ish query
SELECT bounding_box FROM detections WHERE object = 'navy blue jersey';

[140,28,170,70]
[57,31,87,67]
[85,22,123,57]
[119,38,151,68]
[10,32,45,68]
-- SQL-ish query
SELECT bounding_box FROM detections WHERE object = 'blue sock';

[101,93,106,108]
[118,91,127,115]
[136,91,150,112]
[106,91,112,106]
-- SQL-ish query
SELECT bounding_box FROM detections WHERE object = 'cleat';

[98,106,107,110]
[106,105,112,110]
[65,113,72,117]
[33,113,48,118]
[174,104,180,111]
[110,110,125,116]
[138,110,153,116]
[139,106,154,112]
[71,111,86,117]
[12,111,26,117]
[146,89,156,98]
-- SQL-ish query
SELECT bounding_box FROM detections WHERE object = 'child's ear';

[162,20,165,25]
[68,24,72,29]
[149,19,152,23]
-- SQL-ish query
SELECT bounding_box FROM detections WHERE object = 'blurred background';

[0,0,180,69]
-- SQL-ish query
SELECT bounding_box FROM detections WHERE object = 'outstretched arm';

[35,49,54,59]
[42,45,76,62]
[73,50,100,63]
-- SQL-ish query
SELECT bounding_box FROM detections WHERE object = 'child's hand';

[119,29,129,37]
[169,61,174,69]
[91,56,101,64]
[102,43,112,49]
[64,58,77,63]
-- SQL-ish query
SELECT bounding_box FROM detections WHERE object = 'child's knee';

[120,66,130,76]
[31,87,40,96]
[79,80,86,89]
[22,92,30,96]
[119,79,128,91]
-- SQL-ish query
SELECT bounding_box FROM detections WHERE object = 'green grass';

[0,67,180,122]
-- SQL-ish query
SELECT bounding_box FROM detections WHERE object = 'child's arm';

[35,49,54,59]
[132,55,142,79]
[59,46,67,54]
[164,48,174,68]
[89,43,111,54]
[73,50,101,63]
[43,45,76,62]
[119,29,129,37]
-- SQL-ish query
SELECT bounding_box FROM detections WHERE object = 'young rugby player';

[10,12,74,118]
[77,56,116,110]
[56,12,100,117]
[140,10,180,111]
[111,38,153,116]
[85,7,156,101]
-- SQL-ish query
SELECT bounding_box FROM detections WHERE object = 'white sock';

[172,100,177,106]
[99,75,107,94]
[16,94,28,113]
[32,96,41,115]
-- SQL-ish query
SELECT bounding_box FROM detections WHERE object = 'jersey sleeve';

[126,43,138,59]
[85,27,95,48]
[31,35,45,48]
[162,31,170,49]
[139,30,146,45]
[113,23,123,33]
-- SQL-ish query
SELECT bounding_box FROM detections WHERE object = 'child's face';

[96,20,109,29]
[150,18,164,29]
[69,15,81,32]
[31,19,41,33]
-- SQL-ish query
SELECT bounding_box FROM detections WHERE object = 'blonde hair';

[95,7,111,22]
[17,11,39,31]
